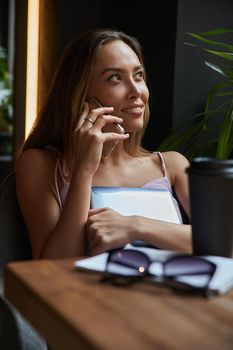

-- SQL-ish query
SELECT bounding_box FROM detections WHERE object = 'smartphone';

[87,95,125,157]
[88,96,124,134]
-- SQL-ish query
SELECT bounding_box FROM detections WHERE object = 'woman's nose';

[126,80,141,99]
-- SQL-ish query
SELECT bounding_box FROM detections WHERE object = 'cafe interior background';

[0,0,233,183]
[0,1,233,350]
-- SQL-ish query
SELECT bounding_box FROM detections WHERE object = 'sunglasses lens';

[107,250,150,276]
[164,256,215,277]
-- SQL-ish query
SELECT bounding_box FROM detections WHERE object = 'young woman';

[16,29,191,259]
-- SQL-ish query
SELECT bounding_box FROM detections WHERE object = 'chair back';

[0,297,23,350]
[0,172,32,263]
[0,174,47,350]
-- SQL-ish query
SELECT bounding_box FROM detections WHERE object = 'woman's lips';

[121,106,144,115]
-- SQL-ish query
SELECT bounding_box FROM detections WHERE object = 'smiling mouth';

[122,107,144,114]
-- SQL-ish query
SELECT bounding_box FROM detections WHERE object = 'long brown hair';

[22,29,151,158]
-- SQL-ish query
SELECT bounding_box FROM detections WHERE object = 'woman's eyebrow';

[100,65,143,76]
[100,67,123,76]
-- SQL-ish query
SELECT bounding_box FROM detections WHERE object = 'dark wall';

[173,0,233,127]
[56,0,233,150]
[57,0,178,151]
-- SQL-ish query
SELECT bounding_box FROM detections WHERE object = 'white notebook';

[91,187,181,224]
[75,245,233,296]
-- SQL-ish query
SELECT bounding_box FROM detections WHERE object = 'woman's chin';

[124,120,144,133]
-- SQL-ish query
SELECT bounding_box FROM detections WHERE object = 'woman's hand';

[73,103,129,176]
[86,208,136,255]
[86,205,192,255]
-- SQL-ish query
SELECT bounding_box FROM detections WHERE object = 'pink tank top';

[53,152,183,223]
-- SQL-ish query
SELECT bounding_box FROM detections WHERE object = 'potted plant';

[158,28,233,160]
[0,44,13,156]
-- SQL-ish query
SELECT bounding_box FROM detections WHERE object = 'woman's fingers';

[75,104,120,132]
[81,108,129,142]
[81,105,125,135]
[82,106,115,128]
[88,207,107,217]
[92,115,124,130]
[72,104,129,174]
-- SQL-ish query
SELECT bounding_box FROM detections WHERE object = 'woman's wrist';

[70,166,93,185]
[127,215,148,242]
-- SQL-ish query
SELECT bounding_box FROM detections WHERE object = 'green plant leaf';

[204,62,233,78]
[226,130,233,155]
[201,28,233,36]
[186,32,233,52]
[216,91,233,97]
[204,81,233,123]
[216,100,233,158]
[159,28,233,159]
[205,49,233,61]
[158,120,207,152]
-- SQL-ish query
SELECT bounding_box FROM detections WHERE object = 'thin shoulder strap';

[53,159,63,211]
[57,158,69,182]
[157,152,168,178]
[53,158,69,211]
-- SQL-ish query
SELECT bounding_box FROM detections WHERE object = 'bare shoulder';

[17,148,55,172]
[16,148,56,191]
[16,149,62,258]
[161,151,189,167]
[160,151,190,181]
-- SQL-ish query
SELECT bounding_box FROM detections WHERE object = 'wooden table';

[4,259,233,350]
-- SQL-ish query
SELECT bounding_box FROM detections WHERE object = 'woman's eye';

[107,74,121,82]
[135,71,144,80]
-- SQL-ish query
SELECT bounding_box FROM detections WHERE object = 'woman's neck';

[100,140,133,165]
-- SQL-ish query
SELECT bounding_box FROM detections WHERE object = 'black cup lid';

[186,157,233,175]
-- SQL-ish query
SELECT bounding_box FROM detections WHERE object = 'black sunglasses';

[103,249,216,297]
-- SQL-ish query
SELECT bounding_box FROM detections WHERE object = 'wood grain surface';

[4,259,233,350]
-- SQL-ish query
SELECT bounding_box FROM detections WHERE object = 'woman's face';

[88,40,149,133]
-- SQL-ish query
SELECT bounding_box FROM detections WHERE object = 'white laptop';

[91,187,181,247]
[91,186,181,223]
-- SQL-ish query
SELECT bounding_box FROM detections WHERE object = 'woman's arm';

[16,105,128,259]
[86,151,192,255]
[163,151,190,218]
[16,149,92,259]
[87,208,191,255]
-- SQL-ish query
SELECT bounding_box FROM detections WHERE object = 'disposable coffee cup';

[186,157,233,257]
